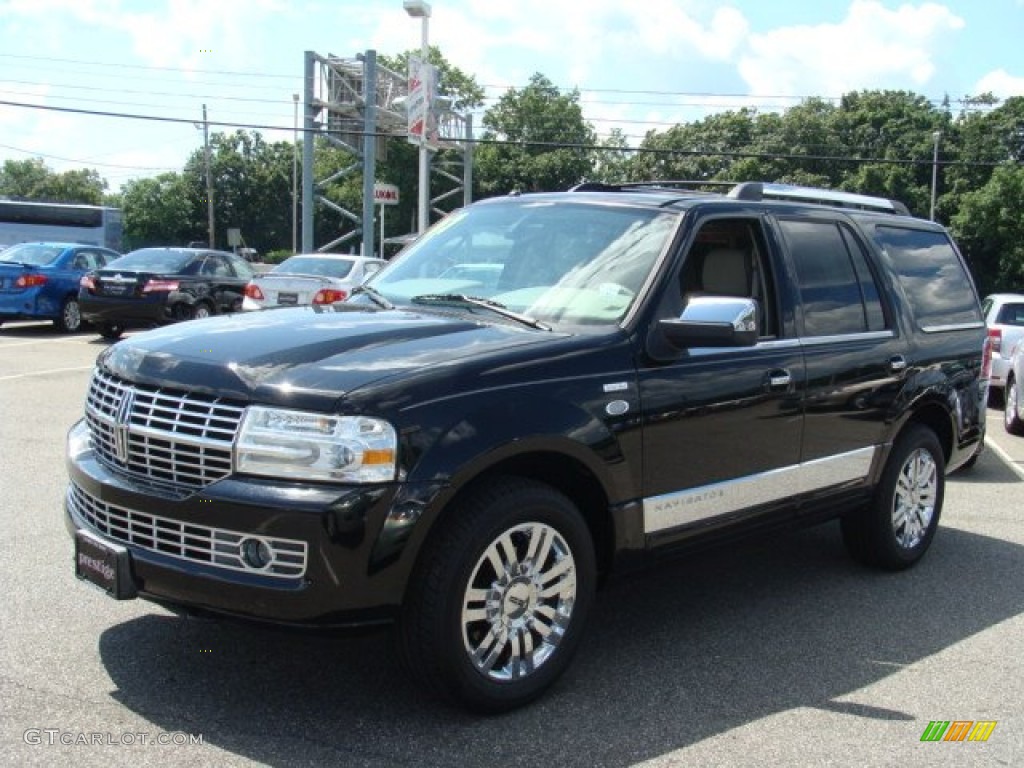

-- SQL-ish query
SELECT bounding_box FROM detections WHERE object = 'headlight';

[236,406,397,483]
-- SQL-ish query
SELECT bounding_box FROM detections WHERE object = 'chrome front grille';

[68,483,308,578]
[86,368,246,492]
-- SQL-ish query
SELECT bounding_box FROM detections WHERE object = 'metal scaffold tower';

[300,49,473,256]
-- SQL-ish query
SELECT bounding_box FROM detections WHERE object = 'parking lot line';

[0,364,95,382]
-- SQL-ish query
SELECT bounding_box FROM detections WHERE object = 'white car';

[242,254,386,310]
[1004,337,1024,435]
[982,293,1024,403]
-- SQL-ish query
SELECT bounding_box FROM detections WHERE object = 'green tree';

[950,164,1024,295]
[182,130,295,252]
[0,158,52,198]
[120,172,197,249]
[0,158,107,204]
[475,73,596,196]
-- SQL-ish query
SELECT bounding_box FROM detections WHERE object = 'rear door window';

[871,226,983,331]
[777,218,887,337]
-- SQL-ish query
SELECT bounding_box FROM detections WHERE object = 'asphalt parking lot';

[1,320,1021,768]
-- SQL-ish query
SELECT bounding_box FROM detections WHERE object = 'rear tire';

[96,323,123,340]
[398,477,596,713]
[1005,377,1024,435]
[841,424,945,570]
[53,297,82,333]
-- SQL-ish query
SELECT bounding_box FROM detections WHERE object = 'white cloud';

[737,0,965,97]
[973,68,1024,98]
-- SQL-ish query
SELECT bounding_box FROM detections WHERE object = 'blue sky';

[0,0,1022,191]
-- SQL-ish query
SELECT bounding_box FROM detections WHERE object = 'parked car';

[1003,337,1024,435]
[66,182,988,713]
[79,247,253,339]
[0,242,119,332]
[981,293,1024,404]
[241,254,385,311]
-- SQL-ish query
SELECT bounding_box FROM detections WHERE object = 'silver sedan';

[241,254,386,310]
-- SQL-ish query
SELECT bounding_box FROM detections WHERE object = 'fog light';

[241,538,273,569]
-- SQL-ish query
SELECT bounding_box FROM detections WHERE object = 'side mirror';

[659,296,759,348]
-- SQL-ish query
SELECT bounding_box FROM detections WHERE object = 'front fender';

[369,393,638,577]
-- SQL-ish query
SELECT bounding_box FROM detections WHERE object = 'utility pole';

[292,93,300,253]
[203,104,215,248]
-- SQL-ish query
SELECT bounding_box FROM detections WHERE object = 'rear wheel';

[398,477,596,713]
[53,297,82,333]
[95,323,123,340]
[841,424,945,570]
[1005,377,1024,435]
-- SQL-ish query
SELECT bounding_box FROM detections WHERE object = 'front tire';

[54,297,83,333]
[841,425,945,570]
[399,477,596,713]
[1005,377,1024,435]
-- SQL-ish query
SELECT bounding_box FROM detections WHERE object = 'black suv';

[66,182,989,712]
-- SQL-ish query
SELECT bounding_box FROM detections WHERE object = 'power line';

[1,97,1012,170]
[0,142,180,171]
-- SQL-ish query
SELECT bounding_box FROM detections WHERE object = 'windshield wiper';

[410,294,551,331]
[349,283,394,309]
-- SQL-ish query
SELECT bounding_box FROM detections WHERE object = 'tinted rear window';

[108,249,193,273]
[872,226,982,330]
[996,303,1024,326]
[273,257,354,278]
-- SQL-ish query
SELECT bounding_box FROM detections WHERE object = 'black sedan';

[79,247,254,339]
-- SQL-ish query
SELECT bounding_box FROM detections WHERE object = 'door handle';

[889,355,908,373]
[766,369,792,389]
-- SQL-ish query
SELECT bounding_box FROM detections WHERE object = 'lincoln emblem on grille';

[112,389,136,464]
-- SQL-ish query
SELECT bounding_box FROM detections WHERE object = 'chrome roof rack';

[570,179,912,216]
[728,182,910,215]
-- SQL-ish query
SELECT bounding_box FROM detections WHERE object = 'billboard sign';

[407,56,440,151]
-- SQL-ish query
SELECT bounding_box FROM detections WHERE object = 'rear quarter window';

[871,226,982,331]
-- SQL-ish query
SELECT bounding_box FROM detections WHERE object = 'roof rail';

[570,179,911,216]
[729,182,910,215]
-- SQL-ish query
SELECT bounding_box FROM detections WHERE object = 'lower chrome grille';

[68,483,308,579]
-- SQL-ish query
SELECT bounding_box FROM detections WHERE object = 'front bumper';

[65,419,426,626]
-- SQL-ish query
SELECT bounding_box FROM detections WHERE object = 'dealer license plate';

[74,529,137,600]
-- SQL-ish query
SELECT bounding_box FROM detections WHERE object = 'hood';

[98,304,555,410]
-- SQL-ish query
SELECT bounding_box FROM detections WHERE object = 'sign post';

[373,183,400,259]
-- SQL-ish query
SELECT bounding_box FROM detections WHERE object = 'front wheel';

[191,302,213,320]
[398,477,596,713]
[1005,377,1024,435]
[54,297,82,333]
[841,425,945,570]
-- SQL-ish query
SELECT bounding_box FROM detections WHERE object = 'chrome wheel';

[192,303,212,319]
[891,447,938,549]
[54,298,81,332]
[63,299,81,331]
[461,522,576,682]
[1005,380,1024,435]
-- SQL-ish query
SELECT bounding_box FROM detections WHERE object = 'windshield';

[272,256,354,278]
[0,243,63,266]
[366,199,678,328]
[106,249,193,273]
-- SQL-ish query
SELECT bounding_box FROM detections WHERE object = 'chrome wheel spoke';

[471,628,508,671]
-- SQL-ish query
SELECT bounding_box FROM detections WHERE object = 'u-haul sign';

[373,183,400,206]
